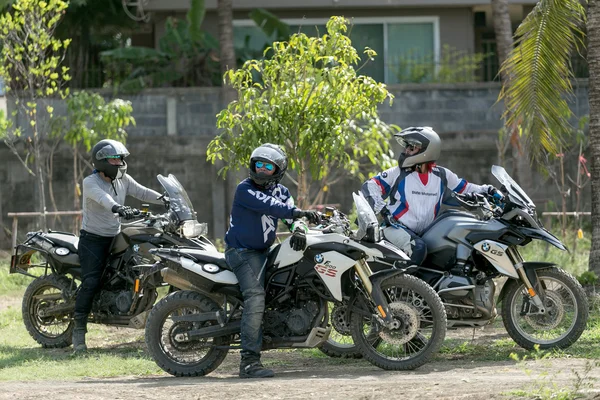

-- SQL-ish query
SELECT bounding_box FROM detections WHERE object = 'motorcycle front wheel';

[145,290,231,377]
[350,274,447,370]
[22,274,75,348]
[501,267,589,350]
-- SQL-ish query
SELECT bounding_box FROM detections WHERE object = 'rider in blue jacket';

[225,143,320,378]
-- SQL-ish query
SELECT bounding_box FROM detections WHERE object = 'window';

[233,17,439,84]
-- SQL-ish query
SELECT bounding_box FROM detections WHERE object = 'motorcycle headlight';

[181,220,208,238]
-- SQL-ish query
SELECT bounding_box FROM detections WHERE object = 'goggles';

[255,161,275,171]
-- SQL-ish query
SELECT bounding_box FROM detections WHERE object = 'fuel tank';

[421,211,506,270]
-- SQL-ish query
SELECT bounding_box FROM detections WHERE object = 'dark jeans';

[74,230,114,321]
[225,247,269,365]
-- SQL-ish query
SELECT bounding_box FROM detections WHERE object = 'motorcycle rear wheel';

[22,274,74,348]
[145,290,231,377]
[350,274,447,370]
[501,267,589,350]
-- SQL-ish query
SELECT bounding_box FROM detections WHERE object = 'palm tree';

[498,0,598,274]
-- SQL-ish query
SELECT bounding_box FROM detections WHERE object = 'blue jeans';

[225,247,269,364]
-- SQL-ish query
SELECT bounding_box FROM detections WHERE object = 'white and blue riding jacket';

[361,165,491,235]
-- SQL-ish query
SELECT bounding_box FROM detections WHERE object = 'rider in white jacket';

[361,126,502,265]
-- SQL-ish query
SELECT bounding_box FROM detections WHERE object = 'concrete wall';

[0,81,590,249]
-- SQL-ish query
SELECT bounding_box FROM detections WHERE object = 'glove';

[112,205,137,220]
[292,209,321,225]
[486,186,504,202]
[462,192,479,202]
[289,227,307,251]
[380,208,402,229]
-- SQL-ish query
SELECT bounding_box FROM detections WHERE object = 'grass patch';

[0,259,32,297]
[0,301,164,381]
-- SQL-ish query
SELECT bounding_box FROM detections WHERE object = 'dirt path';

[1,353,598,400]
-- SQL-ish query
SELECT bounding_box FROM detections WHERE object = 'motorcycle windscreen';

[352,192,378,240]
[157,174,195,221]
[491,165,535,209]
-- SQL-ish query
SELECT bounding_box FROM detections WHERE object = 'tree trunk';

[217,0,236,76]
[34,141,47,232]
[588,0,600,275]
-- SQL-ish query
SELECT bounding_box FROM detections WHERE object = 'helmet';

[91,139,130,180]
[394,126,441,168]
[249,143,288,188]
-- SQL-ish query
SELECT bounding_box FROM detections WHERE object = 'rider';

[361,126,502,265]
[225,143,320,379]
[72,139,163,354]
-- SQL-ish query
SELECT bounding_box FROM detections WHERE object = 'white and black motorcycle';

[143,193,447,376]
[321,165,589,358]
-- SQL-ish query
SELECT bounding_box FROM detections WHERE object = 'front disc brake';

[524,291,565,330]
[378,302,419,345]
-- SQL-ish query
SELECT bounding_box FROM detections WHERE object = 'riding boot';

[72,315,88,354]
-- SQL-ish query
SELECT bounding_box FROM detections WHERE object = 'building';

[143,0,538,83]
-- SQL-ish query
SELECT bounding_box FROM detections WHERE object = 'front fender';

[497,262,557,304]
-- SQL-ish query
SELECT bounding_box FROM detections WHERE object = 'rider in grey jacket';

[72,139,162,354]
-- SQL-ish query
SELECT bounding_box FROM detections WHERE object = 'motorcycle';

[143,193,447,376]
[320,165,589,358]
[9,174,215,348]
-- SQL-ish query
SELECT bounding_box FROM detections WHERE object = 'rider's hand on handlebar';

[112,205,139,220]
[486,186,504,204]
[292,209,321,225]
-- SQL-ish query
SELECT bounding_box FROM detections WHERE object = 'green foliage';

[499,0,587,162]
[208,16,397,205]
[100,0,220,92]
[391,45,490,83]
[577,270,598,286]
[50,91,134,151]
[0,261,31,296]
[0,0,71,96]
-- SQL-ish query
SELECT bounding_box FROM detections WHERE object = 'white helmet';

[394,127,441,168]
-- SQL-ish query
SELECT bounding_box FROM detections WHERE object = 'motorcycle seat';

[45,232,79,253]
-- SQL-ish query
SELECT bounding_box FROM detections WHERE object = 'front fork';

[354,259,400,328]
[508,247,546,314]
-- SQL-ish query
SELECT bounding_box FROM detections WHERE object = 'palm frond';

[499,0,586,161]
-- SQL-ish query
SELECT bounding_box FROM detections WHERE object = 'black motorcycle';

[320,165,589,357]
[9,174,215,348]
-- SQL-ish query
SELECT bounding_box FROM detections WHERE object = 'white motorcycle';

[144,193,447,376]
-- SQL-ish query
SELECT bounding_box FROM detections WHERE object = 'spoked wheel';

[145,291,231,377]
[350,274,447,370]
[501,268,589,350]
[319,303,380,358]
[22,275,75,348]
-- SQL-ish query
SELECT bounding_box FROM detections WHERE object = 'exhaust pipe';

[161,267,202,292]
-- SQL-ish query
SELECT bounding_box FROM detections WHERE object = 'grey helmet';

[394,126,441,168]
[249,143,288,188]
[91,139,130,180]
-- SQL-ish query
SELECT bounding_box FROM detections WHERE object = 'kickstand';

[471,327,476,341]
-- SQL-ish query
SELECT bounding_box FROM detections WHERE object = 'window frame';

[233,16,441,84]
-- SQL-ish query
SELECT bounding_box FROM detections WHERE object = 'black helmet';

[91,139,130,180]
[249,143,287,188]
[394,126,441,168]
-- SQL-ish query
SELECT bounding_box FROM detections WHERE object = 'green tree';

[207,16,396,208]
[0,0,71,231]
[49,91,134,216]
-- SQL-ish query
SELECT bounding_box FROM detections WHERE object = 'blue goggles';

[255,161,275,171]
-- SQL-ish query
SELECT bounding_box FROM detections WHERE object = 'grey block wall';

[0,81,590,248]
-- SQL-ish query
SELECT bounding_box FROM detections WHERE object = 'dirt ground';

[0,353,598,400]
[1,324,599,400]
